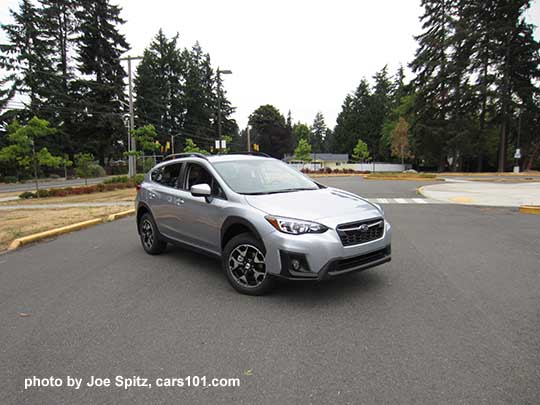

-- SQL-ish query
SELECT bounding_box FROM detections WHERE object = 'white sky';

[1,0,539,129]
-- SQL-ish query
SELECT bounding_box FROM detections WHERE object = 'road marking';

[413,198,428,204]
[366,198,442,204]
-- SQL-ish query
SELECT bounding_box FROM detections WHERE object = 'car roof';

[153,154,272,170]
[207,154,271,163]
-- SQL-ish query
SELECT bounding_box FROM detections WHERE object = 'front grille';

[336,218,384,246]
[332,247,389,273]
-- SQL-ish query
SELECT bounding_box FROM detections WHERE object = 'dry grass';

[0,206,130,251]
[0,188,136,206]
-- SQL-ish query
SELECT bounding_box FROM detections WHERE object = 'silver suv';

[136,153,391,295]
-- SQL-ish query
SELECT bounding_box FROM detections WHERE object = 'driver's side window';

[185,163,225,199]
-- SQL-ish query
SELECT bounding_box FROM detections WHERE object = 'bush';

[88,163,106,178]
[19,191,35,199]
[104,175,129,184]
[3,176,18,183]
[133,174,145,184]
[36,189,50,198]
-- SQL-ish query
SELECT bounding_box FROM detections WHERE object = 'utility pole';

[247,126,251,152]
[216,68,232,153]
[120,55,142,176]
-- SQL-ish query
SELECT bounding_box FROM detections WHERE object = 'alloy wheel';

[141,219,154,250]
[228,244,267,288]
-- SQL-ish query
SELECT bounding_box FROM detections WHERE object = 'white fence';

[289,162,411,172]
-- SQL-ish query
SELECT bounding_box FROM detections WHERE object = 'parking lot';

[1,177,539,403]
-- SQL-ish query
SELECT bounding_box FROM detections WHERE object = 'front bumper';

[264,220,392,280]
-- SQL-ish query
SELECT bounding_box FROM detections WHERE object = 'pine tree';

[134,30,186,146]
[410,0,455,170]
[367,66,393,160]
[248,104,290,158]
[333,79,371,154]
[73,0,129,165]
[310,112,326,153]
[0,0,54,118]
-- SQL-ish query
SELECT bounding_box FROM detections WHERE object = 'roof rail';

[162,152,209,162]
[227,151,271,158]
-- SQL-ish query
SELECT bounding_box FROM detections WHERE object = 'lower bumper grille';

[332,246,390,273]
[337,218,384,246]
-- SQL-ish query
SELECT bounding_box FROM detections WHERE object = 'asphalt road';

[0,176,109,193]
[1,178,539,404]
[317,176,439,198]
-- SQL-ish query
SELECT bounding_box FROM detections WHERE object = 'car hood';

[244,187,382,226]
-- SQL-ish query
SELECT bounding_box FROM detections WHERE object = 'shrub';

[3,176,18,183]
[324,167,332,174]
[96,183,106,192]
[88,163,106,178]
[36,189,50,198]
[133,174,145,184]
[104,175,129,184]
[19,191,35,199]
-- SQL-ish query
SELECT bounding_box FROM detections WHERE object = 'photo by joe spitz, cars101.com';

[135,152,391,295]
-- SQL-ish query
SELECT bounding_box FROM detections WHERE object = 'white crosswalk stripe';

[366,198,442,204]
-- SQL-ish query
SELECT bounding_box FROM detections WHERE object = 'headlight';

[265,215,328,235]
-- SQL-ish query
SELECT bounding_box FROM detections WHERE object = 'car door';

[175,162,228,254]
[147,162,185,240]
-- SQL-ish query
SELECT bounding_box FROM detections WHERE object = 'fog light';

[291,259,301,271]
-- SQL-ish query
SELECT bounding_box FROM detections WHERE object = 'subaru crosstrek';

[135,153,391,295]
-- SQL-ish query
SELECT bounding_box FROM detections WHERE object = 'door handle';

[148,191,158,199]
[175,198,185,206]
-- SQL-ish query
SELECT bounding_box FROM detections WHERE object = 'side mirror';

[190,183,211,198]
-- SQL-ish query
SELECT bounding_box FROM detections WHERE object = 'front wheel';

[222,233,275,295]
[139,212,167,255]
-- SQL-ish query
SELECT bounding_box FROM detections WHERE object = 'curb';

[7,208,135,251]
[519,205,540,215]
[364,176,440,181]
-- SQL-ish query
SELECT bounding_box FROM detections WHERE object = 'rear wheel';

[222,233,275,295]
[139,212,167,255]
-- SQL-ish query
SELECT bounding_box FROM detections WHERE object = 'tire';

[222,233,275,295]
[139,212,167,255]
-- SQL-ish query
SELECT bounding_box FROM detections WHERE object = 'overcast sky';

[1,0,539,129]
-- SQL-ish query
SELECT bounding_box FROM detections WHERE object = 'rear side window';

[151,163,182,188]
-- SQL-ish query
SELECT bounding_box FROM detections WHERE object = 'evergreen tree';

[73,0,129,165]
[333,79,371,154]
[310,112,326,153]
[0,0,53,118]
[134,30,186,146]
[248,104,291,158]
[367,66,393,160]
[410,0,455,170]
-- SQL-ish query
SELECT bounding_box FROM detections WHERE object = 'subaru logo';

[358,224,369,232]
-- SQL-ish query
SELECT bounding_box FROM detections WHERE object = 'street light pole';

[119,55,142,176]
[216,68,232,153]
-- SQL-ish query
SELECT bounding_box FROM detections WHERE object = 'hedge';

[19,181,139,199]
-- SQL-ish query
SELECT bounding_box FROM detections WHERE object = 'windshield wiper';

[242,188,317,195]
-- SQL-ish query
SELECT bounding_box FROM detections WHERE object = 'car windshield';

[213,159,319,195]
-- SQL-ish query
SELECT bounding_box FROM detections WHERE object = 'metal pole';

[120,55,142,176]
[247,126,251,152]
[32,139,39,195]
[171,134,175,154]
[127,57,136,176]
[217,69,222,153]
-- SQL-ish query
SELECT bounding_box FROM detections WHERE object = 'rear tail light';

[136,184,141,191]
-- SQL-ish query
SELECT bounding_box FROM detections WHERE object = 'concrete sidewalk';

[420,181,540,207]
